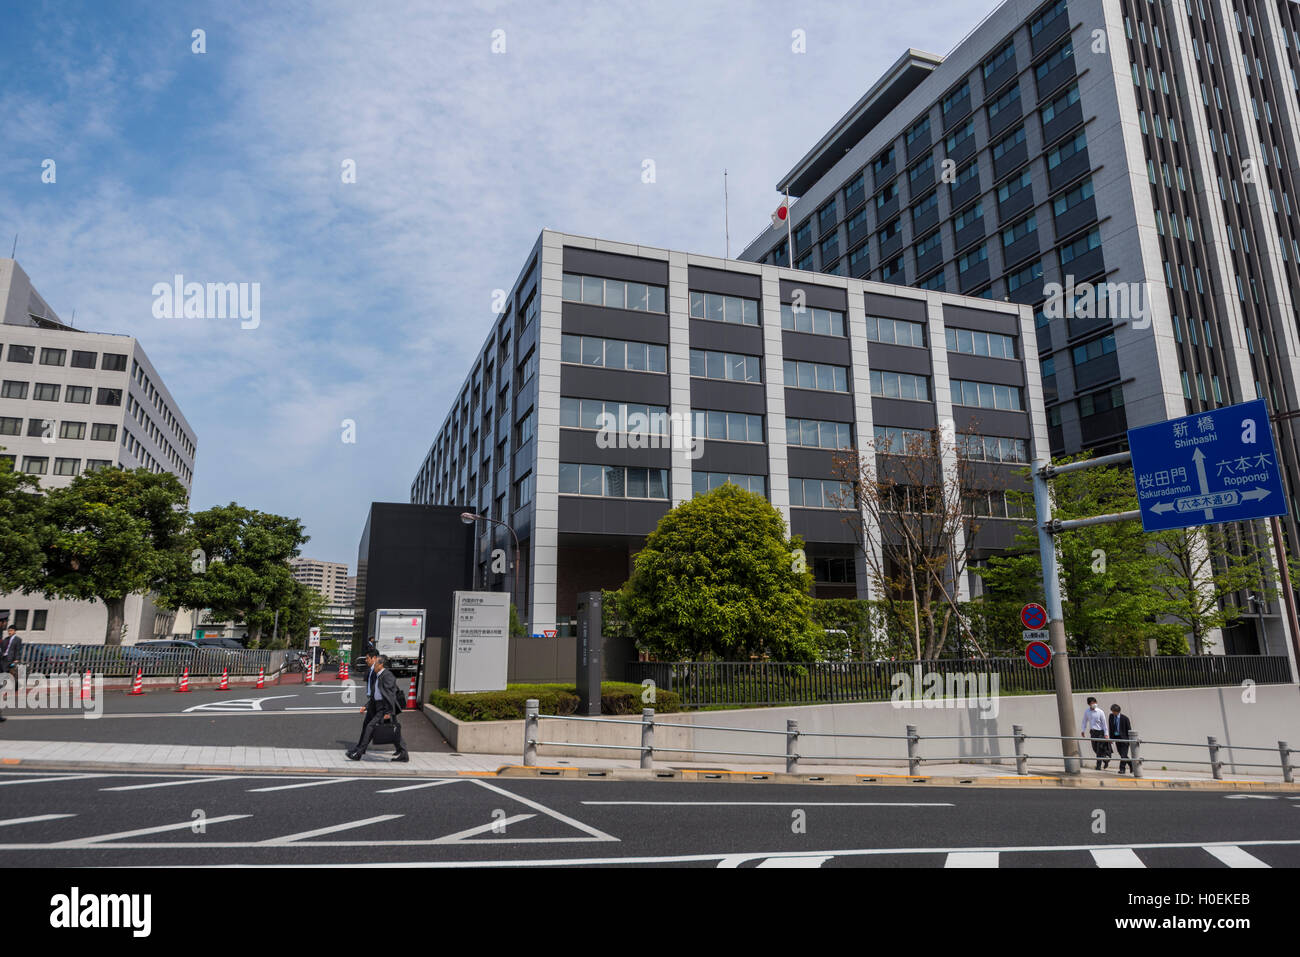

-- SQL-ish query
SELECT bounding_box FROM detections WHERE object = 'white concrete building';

[0,259,198,644]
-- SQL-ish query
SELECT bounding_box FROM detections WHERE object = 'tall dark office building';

[412,229,1045,637]
[740,0,1300,656]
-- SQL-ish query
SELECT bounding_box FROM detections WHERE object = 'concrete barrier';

[423,683,1300,774]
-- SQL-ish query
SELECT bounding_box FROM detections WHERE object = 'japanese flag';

[771,200,789,228]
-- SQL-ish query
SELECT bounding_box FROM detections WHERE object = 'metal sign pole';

[1032,459,1080,774]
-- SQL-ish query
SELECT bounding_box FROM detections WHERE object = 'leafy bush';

[429,681,681,721]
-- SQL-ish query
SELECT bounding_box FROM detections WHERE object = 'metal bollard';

[641,708,654,770]
[1280,741,1293,784]
[1130,732,1142,778]
[1208,735,1222,780]
[786,719,799,774]
[907,725,920,776]
[1013,724,1027,776]
[524,698,539,767]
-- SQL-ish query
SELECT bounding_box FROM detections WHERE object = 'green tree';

[36,467,191,645]
[273,579,327,648]
[980,457,1170,654]
[162,504,309,644]
[615,483,821,660]
[0,453,46,593]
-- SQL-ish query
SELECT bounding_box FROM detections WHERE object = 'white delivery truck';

[366,609,426,676]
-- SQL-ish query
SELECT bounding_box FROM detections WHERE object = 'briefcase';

[372,718,399,746]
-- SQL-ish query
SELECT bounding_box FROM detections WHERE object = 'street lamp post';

[460,512,521,619]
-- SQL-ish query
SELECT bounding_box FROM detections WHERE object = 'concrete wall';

[430,682,1300,774]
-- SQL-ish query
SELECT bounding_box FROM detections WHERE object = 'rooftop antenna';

[724,170,730,259]
[9,235,15,259]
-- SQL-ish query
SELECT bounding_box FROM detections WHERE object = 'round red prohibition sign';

[1025,641,1052,669]
[1021,603,1048,630]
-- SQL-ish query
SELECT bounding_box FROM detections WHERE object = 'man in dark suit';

[348,654,407,762]
[346,648,379,758]
[1109,704,1133,774]
[0,621,21,723]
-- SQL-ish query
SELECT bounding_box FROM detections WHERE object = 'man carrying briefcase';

[348,654,408,762]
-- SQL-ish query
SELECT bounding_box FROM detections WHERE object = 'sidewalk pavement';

[0,737,1294,788]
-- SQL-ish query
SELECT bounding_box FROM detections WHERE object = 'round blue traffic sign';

[1025,640,1052,669]
[1021,603,1047,630]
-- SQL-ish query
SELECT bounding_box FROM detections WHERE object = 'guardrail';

[19,644,276,678]
[520,699,1297,782]
[626,655,1292,708]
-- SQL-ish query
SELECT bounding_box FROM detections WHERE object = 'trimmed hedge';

[429,681,682,722]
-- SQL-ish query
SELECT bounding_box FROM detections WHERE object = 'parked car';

[136,639,201,655]
[194,637,247,654]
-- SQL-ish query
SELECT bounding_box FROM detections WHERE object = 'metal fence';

[19,643,276,678]
[521,701,1298,782]
[626,655,1293,708]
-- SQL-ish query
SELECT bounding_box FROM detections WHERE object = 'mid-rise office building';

[412,230,1045,636]
[288,557,353,605]
[0,259,198,642]
[740,0,1300,656]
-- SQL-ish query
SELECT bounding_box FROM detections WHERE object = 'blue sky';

[0,0,992,566]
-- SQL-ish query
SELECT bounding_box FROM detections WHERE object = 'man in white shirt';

[1080,696,1111,770]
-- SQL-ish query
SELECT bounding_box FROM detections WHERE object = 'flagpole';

[724,169,730,259]
[785,189,794,266]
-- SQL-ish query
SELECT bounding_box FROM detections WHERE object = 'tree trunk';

[103,597,126,646]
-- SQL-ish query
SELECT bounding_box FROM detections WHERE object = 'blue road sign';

[1127,398,1287,532]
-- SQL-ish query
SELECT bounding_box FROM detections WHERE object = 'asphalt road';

[0,768,1296,867]
[0,682,452,752]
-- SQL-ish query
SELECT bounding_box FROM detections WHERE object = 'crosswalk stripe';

[755,856,831,868]
[1204,845,1270,868]
[1091,848,1146,868]
[375,779,461,794]
[50,814,250,846]
[260,814,403,844]
[0,814,76,827]
[0,774,113,787]
[431,814,534,843]
[945,851,999,867]
[102,776,242,792]
[248,778,352,793]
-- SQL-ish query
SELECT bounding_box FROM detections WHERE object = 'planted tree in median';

[615,482,821,661]
[35,467,192,645]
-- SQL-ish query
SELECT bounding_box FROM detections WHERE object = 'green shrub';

[429,681,681,721]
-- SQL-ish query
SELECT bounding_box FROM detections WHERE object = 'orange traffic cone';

[338,661,349,681]
[79,670,93,701]
[256,667,265,690]
[176,667,192,692]
[406,678,417,710]
[219,668,229,691]
[128,668,145,695]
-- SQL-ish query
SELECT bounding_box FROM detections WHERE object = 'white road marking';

[755,856,830,868]
[470,778,618,844]
[182,695,296,714]
[248,778,353,793]
[432,814,534,843]
[581,801,953,807]
[1204,845,1270,868]
[375,779,462,794]
[101,776,244,792]
[260,815,404,844]
[0,814,76,827]
[0,774,114,787]
[49,814,250,846]
[1224,794,1277,800]
[944,851,999,867]
[1090,848,1146,868]
[284,707,357,712]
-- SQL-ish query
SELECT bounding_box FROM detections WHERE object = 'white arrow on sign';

[1191,447,1212,520]
[1241,488,1271,502]
[1151,487,1271,515]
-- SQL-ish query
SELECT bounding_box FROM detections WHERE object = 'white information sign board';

[308,627,321,647]
[449,591,510,693]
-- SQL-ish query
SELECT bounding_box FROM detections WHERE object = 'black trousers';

[1089,729,1112,769]
[357,708,404,754]
[354,703,377,749]
[1114,739,1132,773]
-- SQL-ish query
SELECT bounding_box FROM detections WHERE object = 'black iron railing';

[626,656,1292,708]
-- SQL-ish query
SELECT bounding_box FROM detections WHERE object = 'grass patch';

[430,681,682,721]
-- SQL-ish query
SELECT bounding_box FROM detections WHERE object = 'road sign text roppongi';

[1127,398,1287,532]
